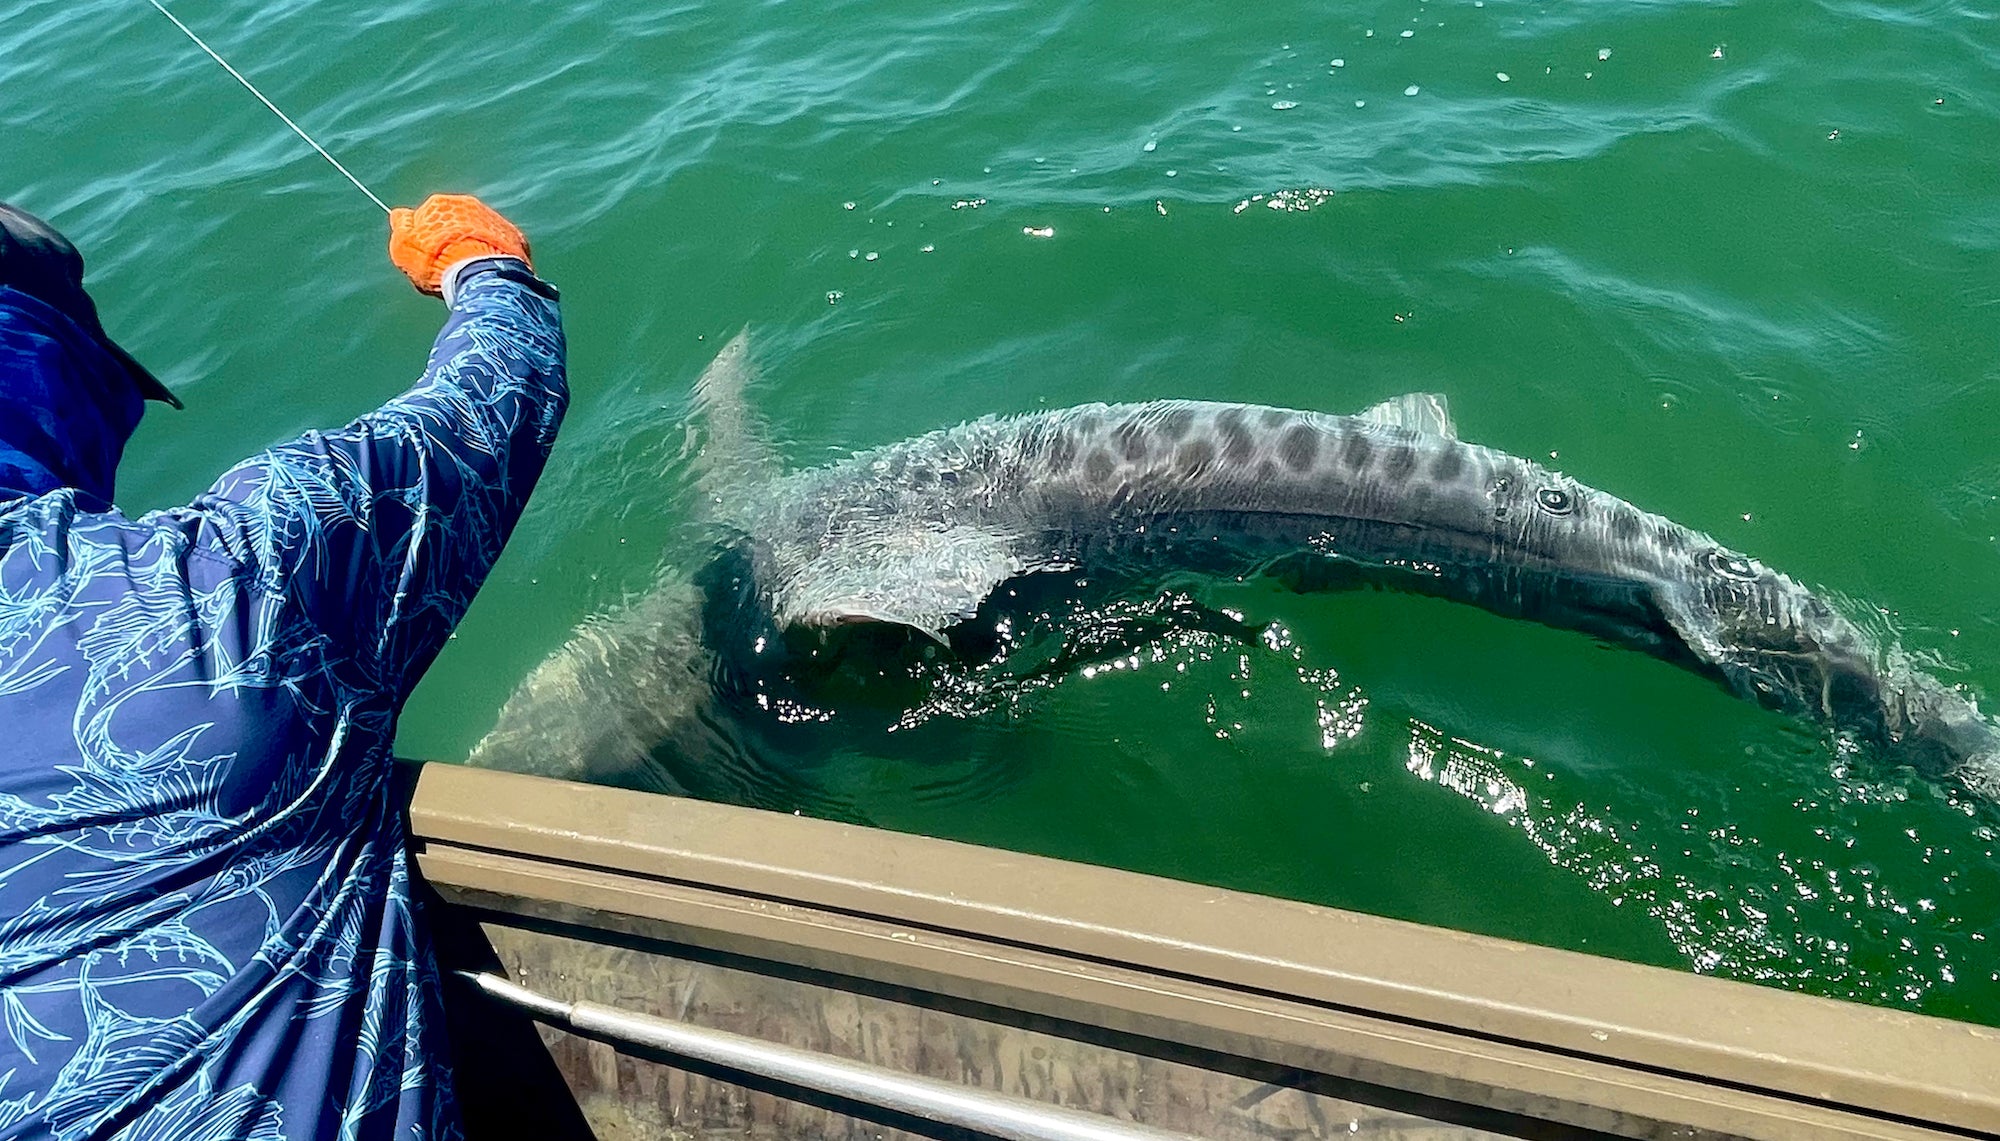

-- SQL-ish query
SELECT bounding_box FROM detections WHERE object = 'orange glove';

[387,194,531,296]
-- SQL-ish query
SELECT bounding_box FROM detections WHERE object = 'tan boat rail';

[406,762,2000,1140]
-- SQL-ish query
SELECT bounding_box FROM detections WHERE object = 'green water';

[9,0,1998,1023]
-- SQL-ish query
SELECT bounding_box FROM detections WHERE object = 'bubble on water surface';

[1260,188,1335,213]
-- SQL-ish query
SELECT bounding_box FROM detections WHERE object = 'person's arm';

[180,198,566,692]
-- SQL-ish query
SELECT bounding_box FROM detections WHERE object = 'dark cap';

[0,202,182,410]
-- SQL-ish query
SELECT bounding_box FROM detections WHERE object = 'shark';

[468,333,2000,801]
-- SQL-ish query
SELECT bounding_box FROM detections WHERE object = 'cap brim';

[2,201,183,410]
[105,340,183,410]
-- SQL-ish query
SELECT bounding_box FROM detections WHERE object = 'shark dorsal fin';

[1357,392,1457,439]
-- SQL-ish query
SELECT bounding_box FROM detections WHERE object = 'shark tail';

[687,329,781,522]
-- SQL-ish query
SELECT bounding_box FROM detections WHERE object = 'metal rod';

[145,0,390,213]
[460,971,1198,1141]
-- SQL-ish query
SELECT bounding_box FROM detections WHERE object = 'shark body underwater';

[469,333,2000,801]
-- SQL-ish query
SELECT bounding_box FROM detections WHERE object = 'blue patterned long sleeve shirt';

[0,258,566,1141]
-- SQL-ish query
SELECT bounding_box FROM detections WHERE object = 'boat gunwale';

[405,762,2000,1140]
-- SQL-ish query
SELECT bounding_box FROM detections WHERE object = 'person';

[0,195,565,1140]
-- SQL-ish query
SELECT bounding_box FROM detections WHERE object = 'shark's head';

[1893,670,2000,790]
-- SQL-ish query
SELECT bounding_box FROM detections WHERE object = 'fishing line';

[145,0,390,214]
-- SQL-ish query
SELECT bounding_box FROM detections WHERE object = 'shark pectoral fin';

[1358,392,1457,438]
[774,524,1025,644]
[808,607,955,645]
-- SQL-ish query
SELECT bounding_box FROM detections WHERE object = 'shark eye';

[1535,487,1573,515]
[1703,550,1758,582]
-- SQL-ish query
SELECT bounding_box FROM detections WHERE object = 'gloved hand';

[387,194,531,297]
